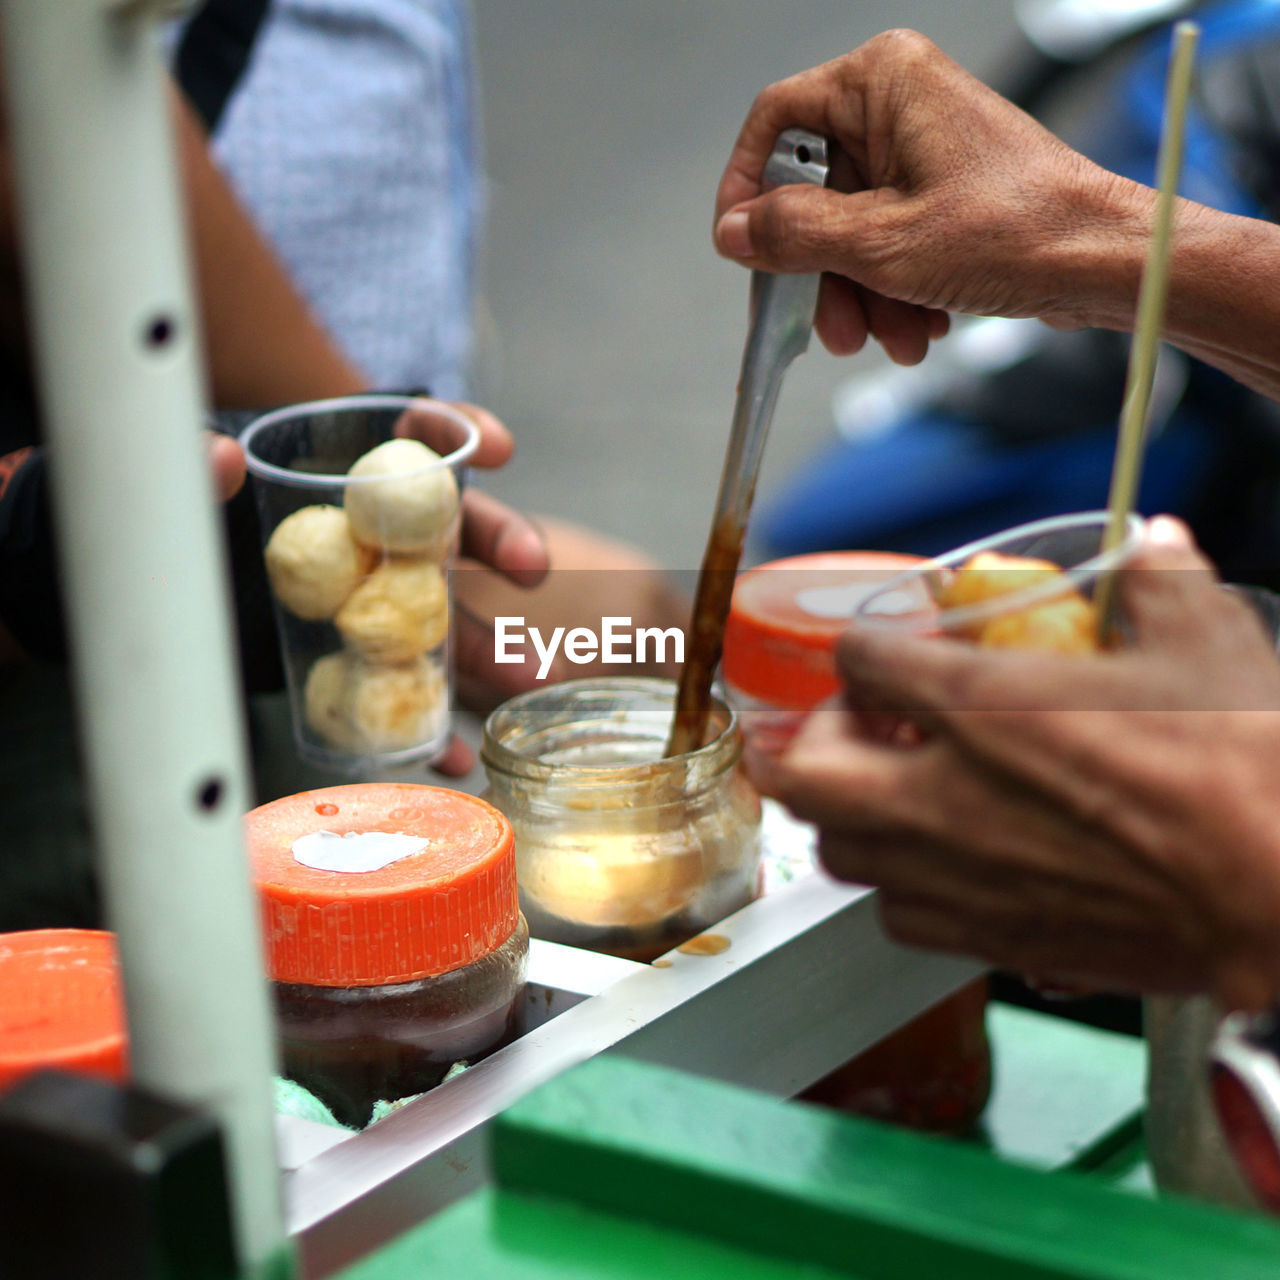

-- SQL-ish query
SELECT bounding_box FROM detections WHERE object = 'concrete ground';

[471,1,1021,570]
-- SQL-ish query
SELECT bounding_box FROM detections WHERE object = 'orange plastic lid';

[0,929,128,1092]
[722,551,923,708]
[245,783,518,987]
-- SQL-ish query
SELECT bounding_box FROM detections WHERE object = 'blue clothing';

[179,0,482,397]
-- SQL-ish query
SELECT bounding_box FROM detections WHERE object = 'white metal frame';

[0,4,286,1274]
[281,875,981,1279]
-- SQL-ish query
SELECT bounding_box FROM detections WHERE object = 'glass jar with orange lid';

[0,929,128,1094]
[245,783,527,1128]
[723,551,992,1135]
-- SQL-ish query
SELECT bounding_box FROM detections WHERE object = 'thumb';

[1119,515,1222,648]
[205,432,246,503]
[714,185,891,276]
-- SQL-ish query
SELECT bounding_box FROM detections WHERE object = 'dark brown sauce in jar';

[721,552,992,1136]
[246,783,526,1129]
[273,920,527,1128]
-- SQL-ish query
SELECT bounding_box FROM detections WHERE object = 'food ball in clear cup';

[345,438,460,555]
[978,594,1098,654]
[348,656,447,751]
[305,651,447,754]
[303,652,358,751]
[935,550,1102,655]
[264,505,374,621]
[935,551,1061,609]
[335,559,449,665]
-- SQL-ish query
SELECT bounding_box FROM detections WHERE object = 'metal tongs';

[667,128,829,756]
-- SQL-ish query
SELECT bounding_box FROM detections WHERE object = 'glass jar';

[481,678,762,962]
[245,783,527,1129]
[724,551,991,1136]
[798,981,991,1134]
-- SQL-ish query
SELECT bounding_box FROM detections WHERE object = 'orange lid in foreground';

[0,929,128,1092]
[245,783,517,987]
[723,552,923,708]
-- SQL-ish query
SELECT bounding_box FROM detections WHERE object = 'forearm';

[172,90,367,408]
[1160,202,1280,403]
[1058,171,1280,404]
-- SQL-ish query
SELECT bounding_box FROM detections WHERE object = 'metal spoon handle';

[720,132,830,522]
[667,129,828,757]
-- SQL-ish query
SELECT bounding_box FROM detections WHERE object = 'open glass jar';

[481,678,762,962]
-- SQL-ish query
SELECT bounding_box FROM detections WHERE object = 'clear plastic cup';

[855,510,1147,644]
[240,395,479,769]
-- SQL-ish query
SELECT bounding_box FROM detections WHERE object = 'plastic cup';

[240,395,479,770]
[855,510,1147,643]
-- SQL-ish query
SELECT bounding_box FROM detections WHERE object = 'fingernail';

[716,209,755,259]
[1147,515,1190,548]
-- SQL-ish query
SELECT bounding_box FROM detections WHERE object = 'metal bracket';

[287,874,981,1278]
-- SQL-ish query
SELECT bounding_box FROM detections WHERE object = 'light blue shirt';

[178,0,482,398]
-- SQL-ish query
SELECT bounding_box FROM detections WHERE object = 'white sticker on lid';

[292,830,428,874]
[794,582,876,620]
[866,587,926,617]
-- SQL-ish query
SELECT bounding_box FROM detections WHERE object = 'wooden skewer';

[1095,20,1199,632]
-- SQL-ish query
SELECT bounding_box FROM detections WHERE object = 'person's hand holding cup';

[242,395,485,772]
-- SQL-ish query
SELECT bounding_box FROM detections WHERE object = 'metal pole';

[0,3,291,1274]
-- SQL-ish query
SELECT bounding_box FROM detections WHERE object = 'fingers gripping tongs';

[667,129,829,756]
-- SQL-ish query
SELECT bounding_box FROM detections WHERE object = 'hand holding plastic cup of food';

[749,512,1280,1000]
[241,395,478,770]
[854,511,1146,658]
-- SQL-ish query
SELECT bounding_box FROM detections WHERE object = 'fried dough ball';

[349,657,447,751]
[978,594,1099,655]
[335,559,449,664]
[934,550,1101,652]
[303,652,358,751]
[935,551,1061,610]
[264,505,375,621]
[304,651,446,753]
[344,438,460,554]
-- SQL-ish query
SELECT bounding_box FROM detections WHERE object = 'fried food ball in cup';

[345,438,460,555]
[335,559,449,664]
[305,651,446,754]
[264,505,375,621]
[935,551,1101,655]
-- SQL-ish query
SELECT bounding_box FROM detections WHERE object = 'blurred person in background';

[0,72,547,928]
[170,0,688,705]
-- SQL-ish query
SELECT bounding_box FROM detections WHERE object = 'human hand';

[207,430,246,502]
[749,518,1280,1011]
[713,30,1151,364]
